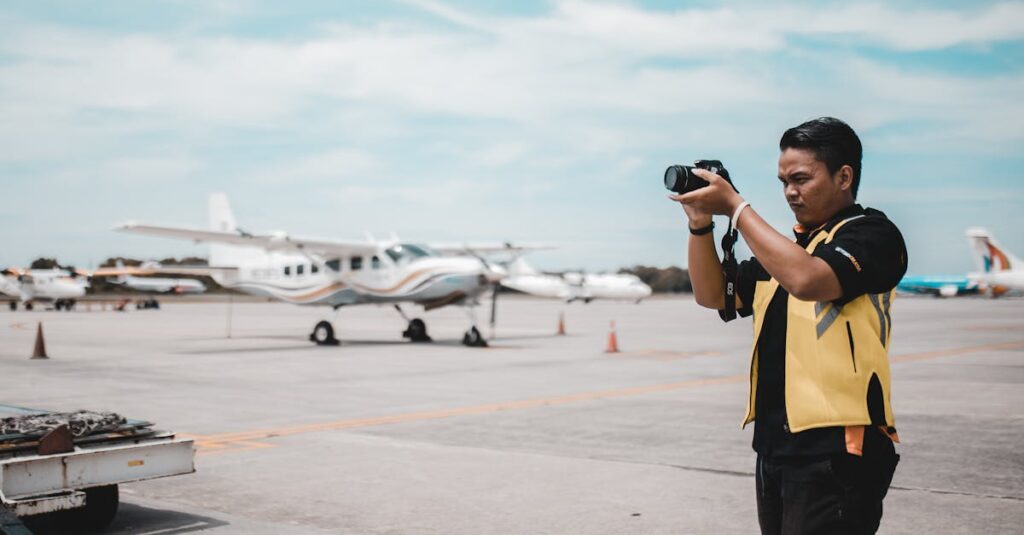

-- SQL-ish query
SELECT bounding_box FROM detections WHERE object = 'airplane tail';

[506,257,538,277]
[966,227,1019,273]
[114,259,129,284]
[208,193,248,267]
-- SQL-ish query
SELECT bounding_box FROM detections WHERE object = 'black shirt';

[733,204,908,458]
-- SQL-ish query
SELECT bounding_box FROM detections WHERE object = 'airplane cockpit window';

[385,244,434,267]
[297,264,305,275]
[311,264,320,274]
[371,256,382,270]
[325,259,341,272]
[284,266,291,276]
[351,257,363,271]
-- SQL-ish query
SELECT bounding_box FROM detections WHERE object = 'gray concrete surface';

[1,295,1022,534]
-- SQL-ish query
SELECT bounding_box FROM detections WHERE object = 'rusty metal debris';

[0,411,126,439]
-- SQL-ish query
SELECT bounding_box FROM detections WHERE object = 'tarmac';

[1,295,1022,534]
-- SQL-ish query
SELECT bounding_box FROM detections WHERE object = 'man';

[669,117,906,534]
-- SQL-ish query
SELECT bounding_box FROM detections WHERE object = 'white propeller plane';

[494,257,652,304]
[1,268,89,311]
[117,194,504,346]
[563,271,653,304]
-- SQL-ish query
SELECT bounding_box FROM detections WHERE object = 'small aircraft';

[967,227,1024,296]
[563,271,653,303]
[488,256,652,304]
[103,260,207,295]
[117,194,504,346]
[1,268,89,310]
[897,228,1023,298]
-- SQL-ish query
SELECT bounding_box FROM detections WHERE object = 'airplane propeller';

[464,249,504,338]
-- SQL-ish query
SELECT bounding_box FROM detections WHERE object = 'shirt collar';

[793,204,864,244]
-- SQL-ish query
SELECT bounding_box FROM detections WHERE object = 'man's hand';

[668,169,744,218]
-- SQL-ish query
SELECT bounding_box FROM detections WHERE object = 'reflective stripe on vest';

[742,216,896,433]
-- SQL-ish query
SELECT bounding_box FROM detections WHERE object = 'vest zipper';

[846,321,857,373]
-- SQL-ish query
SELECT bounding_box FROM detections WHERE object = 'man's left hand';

[668,168,744,217]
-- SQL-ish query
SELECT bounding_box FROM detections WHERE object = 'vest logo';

[835,246,862,272]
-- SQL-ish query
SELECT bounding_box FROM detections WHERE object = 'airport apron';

[742,217,896,433]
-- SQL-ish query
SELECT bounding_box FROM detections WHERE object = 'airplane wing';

[117,223,379,257]
[91,265,238,277]
[431,242,557,256]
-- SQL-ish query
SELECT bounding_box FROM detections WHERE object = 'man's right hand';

[668,193,713,230]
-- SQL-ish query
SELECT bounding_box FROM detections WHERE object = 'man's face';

[777,148,851,228]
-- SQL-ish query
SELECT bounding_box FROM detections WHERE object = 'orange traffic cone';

[605,320,619,353]
[31,322,48,359]
[557,312,566,336]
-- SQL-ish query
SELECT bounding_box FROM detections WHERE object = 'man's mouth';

[788,202,803,210]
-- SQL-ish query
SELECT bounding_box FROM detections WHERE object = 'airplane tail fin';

[967,227,1019,273]
[114,259,128,284]
[208,193,247,267]
[507,257,538,277]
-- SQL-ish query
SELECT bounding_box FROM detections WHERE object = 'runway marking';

[190,339,1024,455]
[8,322,28,330]
[191,375,746,454]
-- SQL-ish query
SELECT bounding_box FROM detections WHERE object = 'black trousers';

[755,431,899,535]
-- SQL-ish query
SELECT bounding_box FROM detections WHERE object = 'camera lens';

[664,165,688,193]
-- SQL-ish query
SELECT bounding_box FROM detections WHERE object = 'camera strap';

[719,220,738,323]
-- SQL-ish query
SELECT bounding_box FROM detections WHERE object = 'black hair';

[779,117,862,199]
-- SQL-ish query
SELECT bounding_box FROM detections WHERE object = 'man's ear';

[836,165,854,192]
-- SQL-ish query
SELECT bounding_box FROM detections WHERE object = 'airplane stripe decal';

[350,268,446,295]
[230,281,348,303]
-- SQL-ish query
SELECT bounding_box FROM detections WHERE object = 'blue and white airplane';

[898,228,1023,298]
[897,275,979,297]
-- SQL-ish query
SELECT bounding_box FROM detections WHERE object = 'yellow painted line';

[191,375,745,454]
[191,339,1024,455]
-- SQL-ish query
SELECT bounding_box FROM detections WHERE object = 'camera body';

[664,160,738,194]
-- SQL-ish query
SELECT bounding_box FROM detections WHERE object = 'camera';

[664,160,738,194]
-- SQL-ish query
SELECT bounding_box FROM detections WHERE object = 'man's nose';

[785,183,799,199]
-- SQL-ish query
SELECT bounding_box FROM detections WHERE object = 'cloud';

[0,1,1022,270]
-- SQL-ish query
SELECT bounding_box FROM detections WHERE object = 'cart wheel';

[78,485,119,532]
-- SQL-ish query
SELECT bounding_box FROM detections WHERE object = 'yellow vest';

[743,217,896,433]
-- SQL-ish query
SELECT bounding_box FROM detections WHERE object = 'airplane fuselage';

[211,248,492,308]
[2,269,88,302]
[116,275,206,294]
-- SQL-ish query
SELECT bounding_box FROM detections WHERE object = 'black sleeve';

[734,257,767,319]
[813,216,908,305]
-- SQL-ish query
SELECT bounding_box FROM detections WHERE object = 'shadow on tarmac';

[22,501,229,534]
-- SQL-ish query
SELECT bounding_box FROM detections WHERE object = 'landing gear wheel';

[25,302,34,311]
[54,301,63,311]
[310,320,339,345]
[403,318,432,342]
[67,299,76,311]
[74,484,119,532]
[462,326,488,348]
[8,301,15,311]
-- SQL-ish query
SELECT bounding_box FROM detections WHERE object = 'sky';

[1,0,1022,274]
